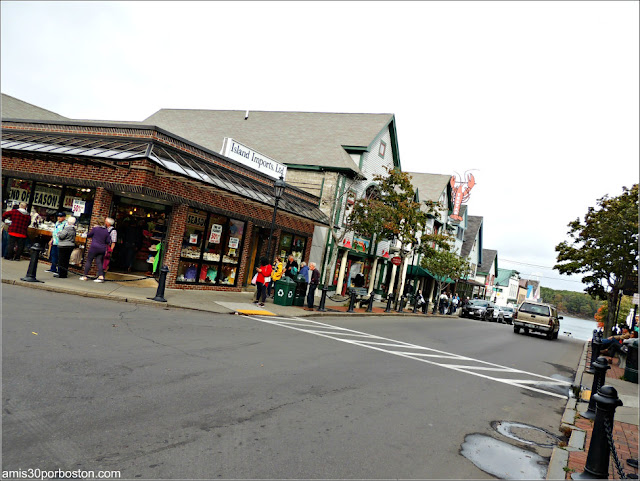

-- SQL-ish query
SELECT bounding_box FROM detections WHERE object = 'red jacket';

[2,208,30,238]
[256,264,272,284]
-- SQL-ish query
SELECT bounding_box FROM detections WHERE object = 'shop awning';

[1,129,330,225]
[458,278,485,287]
[407,264,455,283]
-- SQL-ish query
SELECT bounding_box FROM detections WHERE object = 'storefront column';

[335,249,349,294]
[164,203,188,288]
[367,257,379,295]
[387,264,398,297]
[398,257,409,299]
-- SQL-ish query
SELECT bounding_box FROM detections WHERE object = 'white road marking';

[245,315,572,399]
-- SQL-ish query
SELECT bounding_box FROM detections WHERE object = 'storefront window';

[177,208,246,286]
[60,187,94,236]
[3,178,33,209]
[277,232,306,265]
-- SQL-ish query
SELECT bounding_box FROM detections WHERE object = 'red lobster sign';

[449,172,475,221]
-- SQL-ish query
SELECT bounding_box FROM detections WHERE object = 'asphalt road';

[2,284,586,479]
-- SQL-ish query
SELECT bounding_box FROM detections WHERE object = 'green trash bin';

[624,340,638,384]
[274,277,295,306]
[293,275,308,307]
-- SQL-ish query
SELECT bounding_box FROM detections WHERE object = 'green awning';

[407,265,455,283]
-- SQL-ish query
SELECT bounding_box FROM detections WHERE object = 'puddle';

[492,421,560,448]
[460,433,548,479]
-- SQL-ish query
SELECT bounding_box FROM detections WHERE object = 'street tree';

[348,166,449,298]
[554,184,639,334]
[421,236,473,304]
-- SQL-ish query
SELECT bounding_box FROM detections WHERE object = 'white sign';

[209,224,223,244]
[32,186,62,209]
[221,138,287,180]
[634,293,639,305]
[228,237,239,249]
[8,180,30,203]
[72,199,86,216]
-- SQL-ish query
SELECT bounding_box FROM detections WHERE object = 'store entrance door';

[246,226,270,287]
[109,196,172,277]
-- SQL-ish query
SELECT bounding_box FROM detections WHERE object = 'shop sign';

[221,137,287,180]
[32,186,61,209]
[209,224,223,243]
[72,199,86,216]
[8,179,31,203]
[391,256,402,266]
[63,196,79,209]
[228,237,239,249]
[340,231,353,249]
[187,212,207,228]
[376,240,390,258]
[353,236,370,253]
[189,233,199,244]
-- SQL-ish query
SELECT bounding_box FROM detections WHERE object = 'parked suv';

[513,301,562,340]
[461,299,494,321]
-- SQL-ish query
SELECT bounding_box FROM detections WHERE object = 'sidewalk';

[0,256,443,319]
[547,340,639,479]
[2,257,637,479]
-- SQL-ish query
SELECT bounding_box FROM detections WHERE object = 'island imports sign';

[220,138,287,181]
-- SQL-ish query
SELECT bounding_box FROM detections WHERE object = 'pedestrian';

[79,217,112,282]
[452,294,459,314]
[439,292,447,314]
[267,256,283,298]
[102,217,117,274]
[2,202,30,261]
[46,212,68,273]
[284,254,298,279]
[54,216,77,278]
[299,261,309,282]
[254,256,272,307]
[306,261,320,309]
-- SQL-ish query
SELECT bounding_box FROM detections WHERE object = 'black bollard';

[423,300,429,315]
[412,296,419,313]
[572,385,624,480]
[581,356,610,420]
[20,243,44,283]
[317,286,328,312]
[384,294,394,313]
[346,289,357,313]
[366,293,374,312]
[149,265,169,302]
[396,295,405,313]
[586,331,603,374]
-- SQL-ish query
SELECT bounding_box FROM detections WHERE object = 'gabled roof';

[142,109,398,174]
[406,172,453,213]
[461,215,483,259]
[495,268,519,286]
[478,249,498,275]
[1,93,68,121]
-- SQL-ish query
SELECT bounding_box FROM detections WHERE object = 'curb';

[546,339,590,479]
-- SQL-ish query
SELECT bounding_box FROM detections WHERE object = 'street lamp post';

[266,175,286,263]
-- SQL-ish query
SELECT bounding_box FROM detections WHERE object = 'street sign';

[391,256,402,266]
[633,293,639,305]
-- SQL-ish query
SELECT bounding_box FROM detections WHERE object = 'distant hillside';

[539,287,602,320]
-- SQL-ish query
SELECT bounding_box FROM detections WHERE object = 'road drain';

[460,434,548,479]
[492,421,561,448]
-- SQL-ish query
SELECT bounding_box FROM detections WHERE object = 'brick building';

[1,95,329,290]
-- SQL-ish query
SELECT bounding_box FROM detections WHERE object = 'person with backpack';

[284,254,298,280]
[267,256,283,298]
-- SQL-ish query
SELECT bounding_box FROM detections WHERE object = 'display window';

[3,178,33,208]
[277,232,306,265]
[177,208,246,286]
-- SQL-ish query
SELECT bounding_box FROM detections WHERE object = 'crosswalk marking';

[245,315,572,399]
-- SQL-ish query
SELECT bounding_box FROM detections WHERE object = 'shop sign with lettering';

[72,199,86,216]
[209,224,223,243]
[187,212,207,228]
[220,137,287,180]
[228,237,240,249]
[32,186,62,209]
[8,179,31,203]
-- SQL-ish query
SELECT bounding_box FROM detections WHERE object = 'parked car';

[461,299,494,321]
[513,301,562,340]
[495,306,515,324]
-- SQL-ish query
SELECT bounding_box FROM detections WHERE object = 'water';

[558,315,597,341]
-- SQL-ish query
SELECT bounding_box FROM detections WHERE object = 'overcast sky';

[2,1,638,293]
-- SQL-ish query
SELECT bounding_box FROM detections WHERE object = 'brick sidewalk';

[565,343,639,479]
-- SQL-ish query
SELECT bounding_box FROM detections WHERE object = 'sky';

[1,1,638,293]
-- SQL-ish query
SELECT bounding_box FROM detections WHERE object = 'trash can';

[293,275,308,307]
[274,277,295,306]
[624,341,638,384]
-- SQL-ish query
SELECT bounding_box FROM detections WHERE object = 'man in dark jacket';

[2,202,30,261]
[306,262,320,309]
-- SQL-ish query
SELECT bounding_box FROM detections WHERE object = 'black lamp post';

[266,175,286,263]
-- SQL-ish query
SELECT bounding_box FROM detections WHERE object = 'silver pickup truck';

[513,301,562,340]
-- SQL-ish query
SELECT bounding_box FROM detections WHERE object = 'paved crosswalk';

[245,315,573,399]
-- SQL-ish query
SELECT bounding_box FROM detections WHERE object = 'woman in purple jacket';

[79,217,112,282]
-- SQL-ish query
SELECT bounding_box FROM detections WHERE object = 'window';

[378,140,387,158]
[176,208,246,286]
[277,232,306,265]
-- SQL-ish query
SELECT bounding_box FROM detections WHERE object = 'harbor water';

[558,315,597,341]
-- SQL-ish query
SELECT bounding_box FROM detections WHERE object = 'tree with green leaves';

[348,166,449,298]
[421,237,473,303]
[554,184,638,334]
